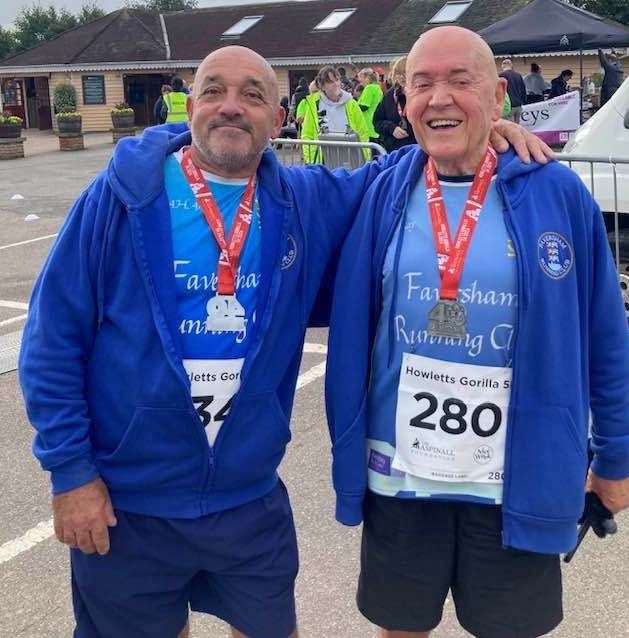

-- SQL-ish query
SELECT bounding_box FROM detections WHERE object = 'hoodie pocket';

[212,391,291,491]
[95,407,206,492]
[507,405,587,520]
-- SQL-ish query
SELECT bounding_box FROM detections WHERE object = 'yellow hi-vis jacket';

[163,91,189,123]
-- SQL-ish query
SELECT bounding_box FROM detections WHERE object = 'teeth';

[429,119,461,128]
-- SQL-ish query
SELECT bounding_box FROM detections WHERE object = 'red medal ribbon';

[425,147,497,300]
[180,148,256,296]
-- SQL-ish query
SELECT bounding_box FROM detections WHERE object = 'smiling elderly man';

[326,26,629,638]
[20,43,549,638]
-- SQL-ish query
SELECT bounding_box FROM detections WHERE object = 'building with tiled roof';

[0,0,620,131]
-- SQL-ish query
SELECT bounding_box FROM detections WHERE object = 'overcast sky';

[0,0,310,27]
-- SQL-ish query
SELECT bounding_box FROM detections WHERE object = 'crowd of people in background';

[151,52,624,163]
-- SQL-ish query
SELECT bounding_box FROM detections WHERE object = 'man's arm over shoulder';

[19,175,112,495]
[585,186,629,480]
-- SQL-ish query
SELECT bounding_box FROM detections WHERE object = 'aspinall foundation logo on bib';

[473,445,494,465]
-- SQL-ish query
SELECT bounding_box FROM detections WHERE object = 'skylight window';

[429,1,472,23]
[314,8,356,31]
[222,15,263,36]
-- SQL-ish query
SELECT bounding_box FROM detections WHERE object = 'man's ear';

[187,95,194,121]
[494,78,508,121]
[271,105,285,138]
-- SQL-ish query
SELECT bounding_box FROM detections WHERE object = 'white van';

[562,77,629,319]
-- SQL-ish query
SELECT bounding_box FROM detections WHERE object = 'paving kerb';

[17,129,119,157]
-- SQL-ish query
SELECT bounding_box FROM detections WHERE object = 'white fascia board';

[0,52,405,76]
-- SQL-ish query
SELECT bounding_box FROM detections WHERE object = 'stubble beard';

[192,127,266,175]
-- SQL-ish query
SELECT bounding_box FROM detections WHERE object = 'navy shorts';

[71,480,298,638]
[358,492,563,638]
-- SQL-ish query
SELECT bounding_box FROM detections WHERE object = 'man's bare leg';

[231,628,298,638]
[380,629,430,638]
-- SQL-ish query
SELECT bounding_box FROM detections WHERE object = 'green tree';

[12,5,77,52]
[77,3,107,24]
[574,0,629,26]
[0,26,17,60]
[125,0,198,11]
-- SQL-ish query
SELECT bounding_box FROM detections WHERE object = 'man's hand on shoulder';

[587,471,629,514]
[53,477,117,555]
[490,119,554,165]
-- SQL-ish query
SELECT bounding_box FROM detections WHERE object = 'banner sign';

[519,91,580,145]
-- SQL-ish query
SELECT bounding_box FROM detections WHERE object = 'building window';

[429,1,473,23]
[313,8,356,31]
[82,75,106,105]
[222,15,263,36]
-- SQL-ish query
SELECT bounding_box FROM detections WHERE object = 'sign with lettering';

[519,91,580,145]
[82,75,106,105]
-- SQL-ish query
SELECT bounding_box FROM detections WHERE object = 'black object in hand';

[564,492,617,563]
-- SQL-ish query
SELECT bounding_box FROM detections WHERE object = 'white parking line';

[0,355,328,564]
[0,314,28,328]
[0,301,29,310]
[303,343,328,354]
[0,233,58,252]
[0,519,54,564]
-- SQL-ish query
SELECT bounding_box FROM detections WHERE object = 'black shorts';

[357,492,563,638]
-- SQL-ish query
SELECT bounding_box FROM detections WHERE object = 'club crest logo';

[281,234,298,270]
[538,232,573,279]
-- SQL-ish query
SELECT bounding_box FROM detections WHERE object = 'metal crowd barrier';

[270,137,387,170]
[556,153,629,317]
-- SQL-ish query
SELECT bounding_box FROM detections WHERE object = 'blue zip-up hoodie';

[325,147,629,554]
[19,124,410,518]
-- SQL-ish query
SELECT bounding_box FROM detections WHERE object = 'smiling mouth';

[427,119,462,129]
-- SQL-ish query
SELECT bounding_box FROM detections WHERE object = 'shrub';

[53,83,77,113]
[0,112,23,126]
[56,111,82,121]
[111,102,134,115]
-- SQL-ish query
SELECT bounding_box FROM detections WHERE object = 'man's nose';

[217,90,245,117]
[429,81,454,108]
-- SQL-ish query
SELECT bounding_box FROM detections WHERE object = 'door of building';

[35,77,52,130]
[124,74,169,127]
[288,69,317,98]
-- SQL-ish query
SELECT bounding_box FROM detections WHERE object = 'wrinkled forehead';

[194,51,278,97]
[408,46,489,80]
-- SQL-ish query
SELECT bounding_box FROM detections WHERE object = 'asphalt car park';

[0,140,627,637]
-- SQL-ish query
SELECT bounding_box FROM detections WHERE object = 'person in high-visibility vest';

[161,77,189,123]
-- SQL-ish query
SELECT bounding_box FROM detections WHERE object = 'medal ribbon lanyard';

[181,148,256,296]
[425,147,498,300]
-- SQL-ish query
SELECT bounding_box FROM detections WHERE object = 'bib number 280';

[192,395,233,428]
[410,391,502,437]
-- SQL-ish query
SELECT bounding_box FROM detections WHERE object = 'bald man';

[326,27,629,638]
[20,45,551,638]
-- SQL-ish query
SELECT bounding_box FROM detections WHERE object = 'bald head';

[409,27,498,82]
[404,25,506,176]
[193,46,280,104]
[186,45,285,178]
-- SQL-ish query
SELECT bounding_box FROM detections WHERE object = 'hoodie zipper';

[497,178,527,547]
[206,195,292,483]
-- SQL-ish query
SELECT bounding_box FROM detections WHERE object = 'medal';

[180,148,256,333]
[428,299,467,339]
[206,294,246,333]
[424,147,497,338]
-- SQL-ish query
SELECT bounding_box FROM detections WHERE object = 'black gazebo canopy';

[479,0,629,55]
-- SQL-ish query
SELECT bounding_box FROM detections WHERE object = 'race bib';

[392,353,511,483]
[184,358,244,446]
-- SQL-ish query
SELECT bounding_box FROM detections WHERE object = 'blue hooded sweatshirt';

[325,147,629,554]
[18,124,410,518]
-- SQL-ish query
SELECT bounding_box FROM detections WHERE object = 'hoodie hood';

[106,123,292,209]
[319,89,353,109]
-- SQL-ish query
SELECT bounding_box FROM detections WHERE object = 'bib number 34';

[410,391,502,437]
